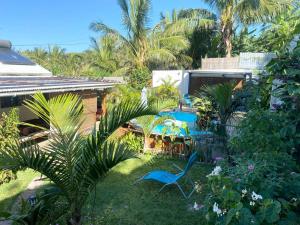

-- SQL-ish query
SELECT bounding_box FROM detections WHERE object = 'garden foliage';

[0,109,19,185]
[203,42,300,224]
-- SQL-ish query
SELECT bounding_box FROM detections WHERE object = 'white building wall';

[152,70,189,96]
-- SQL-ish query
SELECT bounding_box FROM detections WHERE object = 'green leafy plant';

[204,163,300,225]
[203,43,300,224]
[191,95,214,130]
[203,0,290,57]
[0,92,159,225]
[121,132,143,153]
[127,67,151,90]
[90,0,190,77]
[151,76,181,102]
[136,115,171,151]
[3,186,69,225]
[195,82,240,160]
[0,109,19,185]
[162,120,190,142]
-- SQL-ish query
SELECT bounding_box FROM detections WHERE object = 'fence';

[239,52,276,69]
[201,57,240,70]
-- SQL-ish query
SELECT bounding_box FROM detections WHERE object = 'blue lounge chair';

[183,94,193,108]
[135,152,198,198]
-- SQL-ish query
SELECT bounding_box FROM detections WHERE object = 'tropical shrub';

[0,93,159,225]
[195,82,241,160]
[105,84,141,107]
[191,96,214,130]
[162,120,189,142]
[0,109,19,185]
[230,109,298,156]
[256,6,300,52]
[204,164,300,225]
[137,115,172,151]
[203,40,300,225]
[148,76,181,105]
[264,41,300,162]
[121,132,143,153]
[5,186,69,225]
[127,67,151,90]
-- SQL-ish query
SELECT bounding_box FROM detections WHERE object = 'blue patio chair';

[183,94,193,108]
[134,152,198,199]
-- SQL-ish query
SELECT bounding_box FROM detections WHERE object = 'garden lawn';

[84,155,212,225]
[0,169,38,212]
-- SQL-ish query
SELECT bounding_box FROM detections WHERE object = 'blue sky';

[1,0,211,52]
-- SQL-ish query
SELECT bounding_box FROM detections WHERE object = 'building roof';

[189,69,251,78]
[0,40,120,97]
[0,76,116,97]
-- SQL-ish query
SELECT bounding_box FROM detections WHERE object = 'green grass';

[0,169,38,212]
[84,155,212,225]
[0,156,212,225]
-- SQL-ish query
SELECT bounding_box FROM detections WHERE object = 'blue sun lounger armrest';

[134,152,198,199]
[183,94,193,108]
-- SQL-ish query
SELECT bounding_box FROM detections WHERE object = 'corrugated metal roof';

[0,76,116,97]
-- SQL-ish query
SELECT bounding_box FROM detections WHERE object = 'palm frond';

[196,82,237,123]
[118,0,131,32]
[235,0,291,24]
[96,100,159,143]
[24,92,84,134]
[158,35,190,51]
[137,115,172,137]
[147,48,177,62]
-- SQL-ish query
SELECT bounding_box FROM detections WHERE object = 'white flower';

[292,198,297,202]
[242,189,247,197]
[207,166,222,177]
[251,191,263,201]
[193,202,199,211]
[213,202,222,216]
[250,201,255,206]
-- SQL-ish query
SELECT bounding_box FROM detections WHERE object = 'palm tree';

[153,76,181,101]
[90,0,190,72]
[158,8,223,67]
[203,0,291,57]
[0,92,160,225]
[47,45,66,74]
[136,115,171,151]
[257,6,300,52]
[22,48,48,66]
[90,35,123,75]
[159,8,216,35]
[196,82,240,159]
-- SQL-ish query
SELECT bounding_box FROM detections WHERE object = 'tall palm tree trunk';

[221,21,233,58]
[224,28,232,58]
